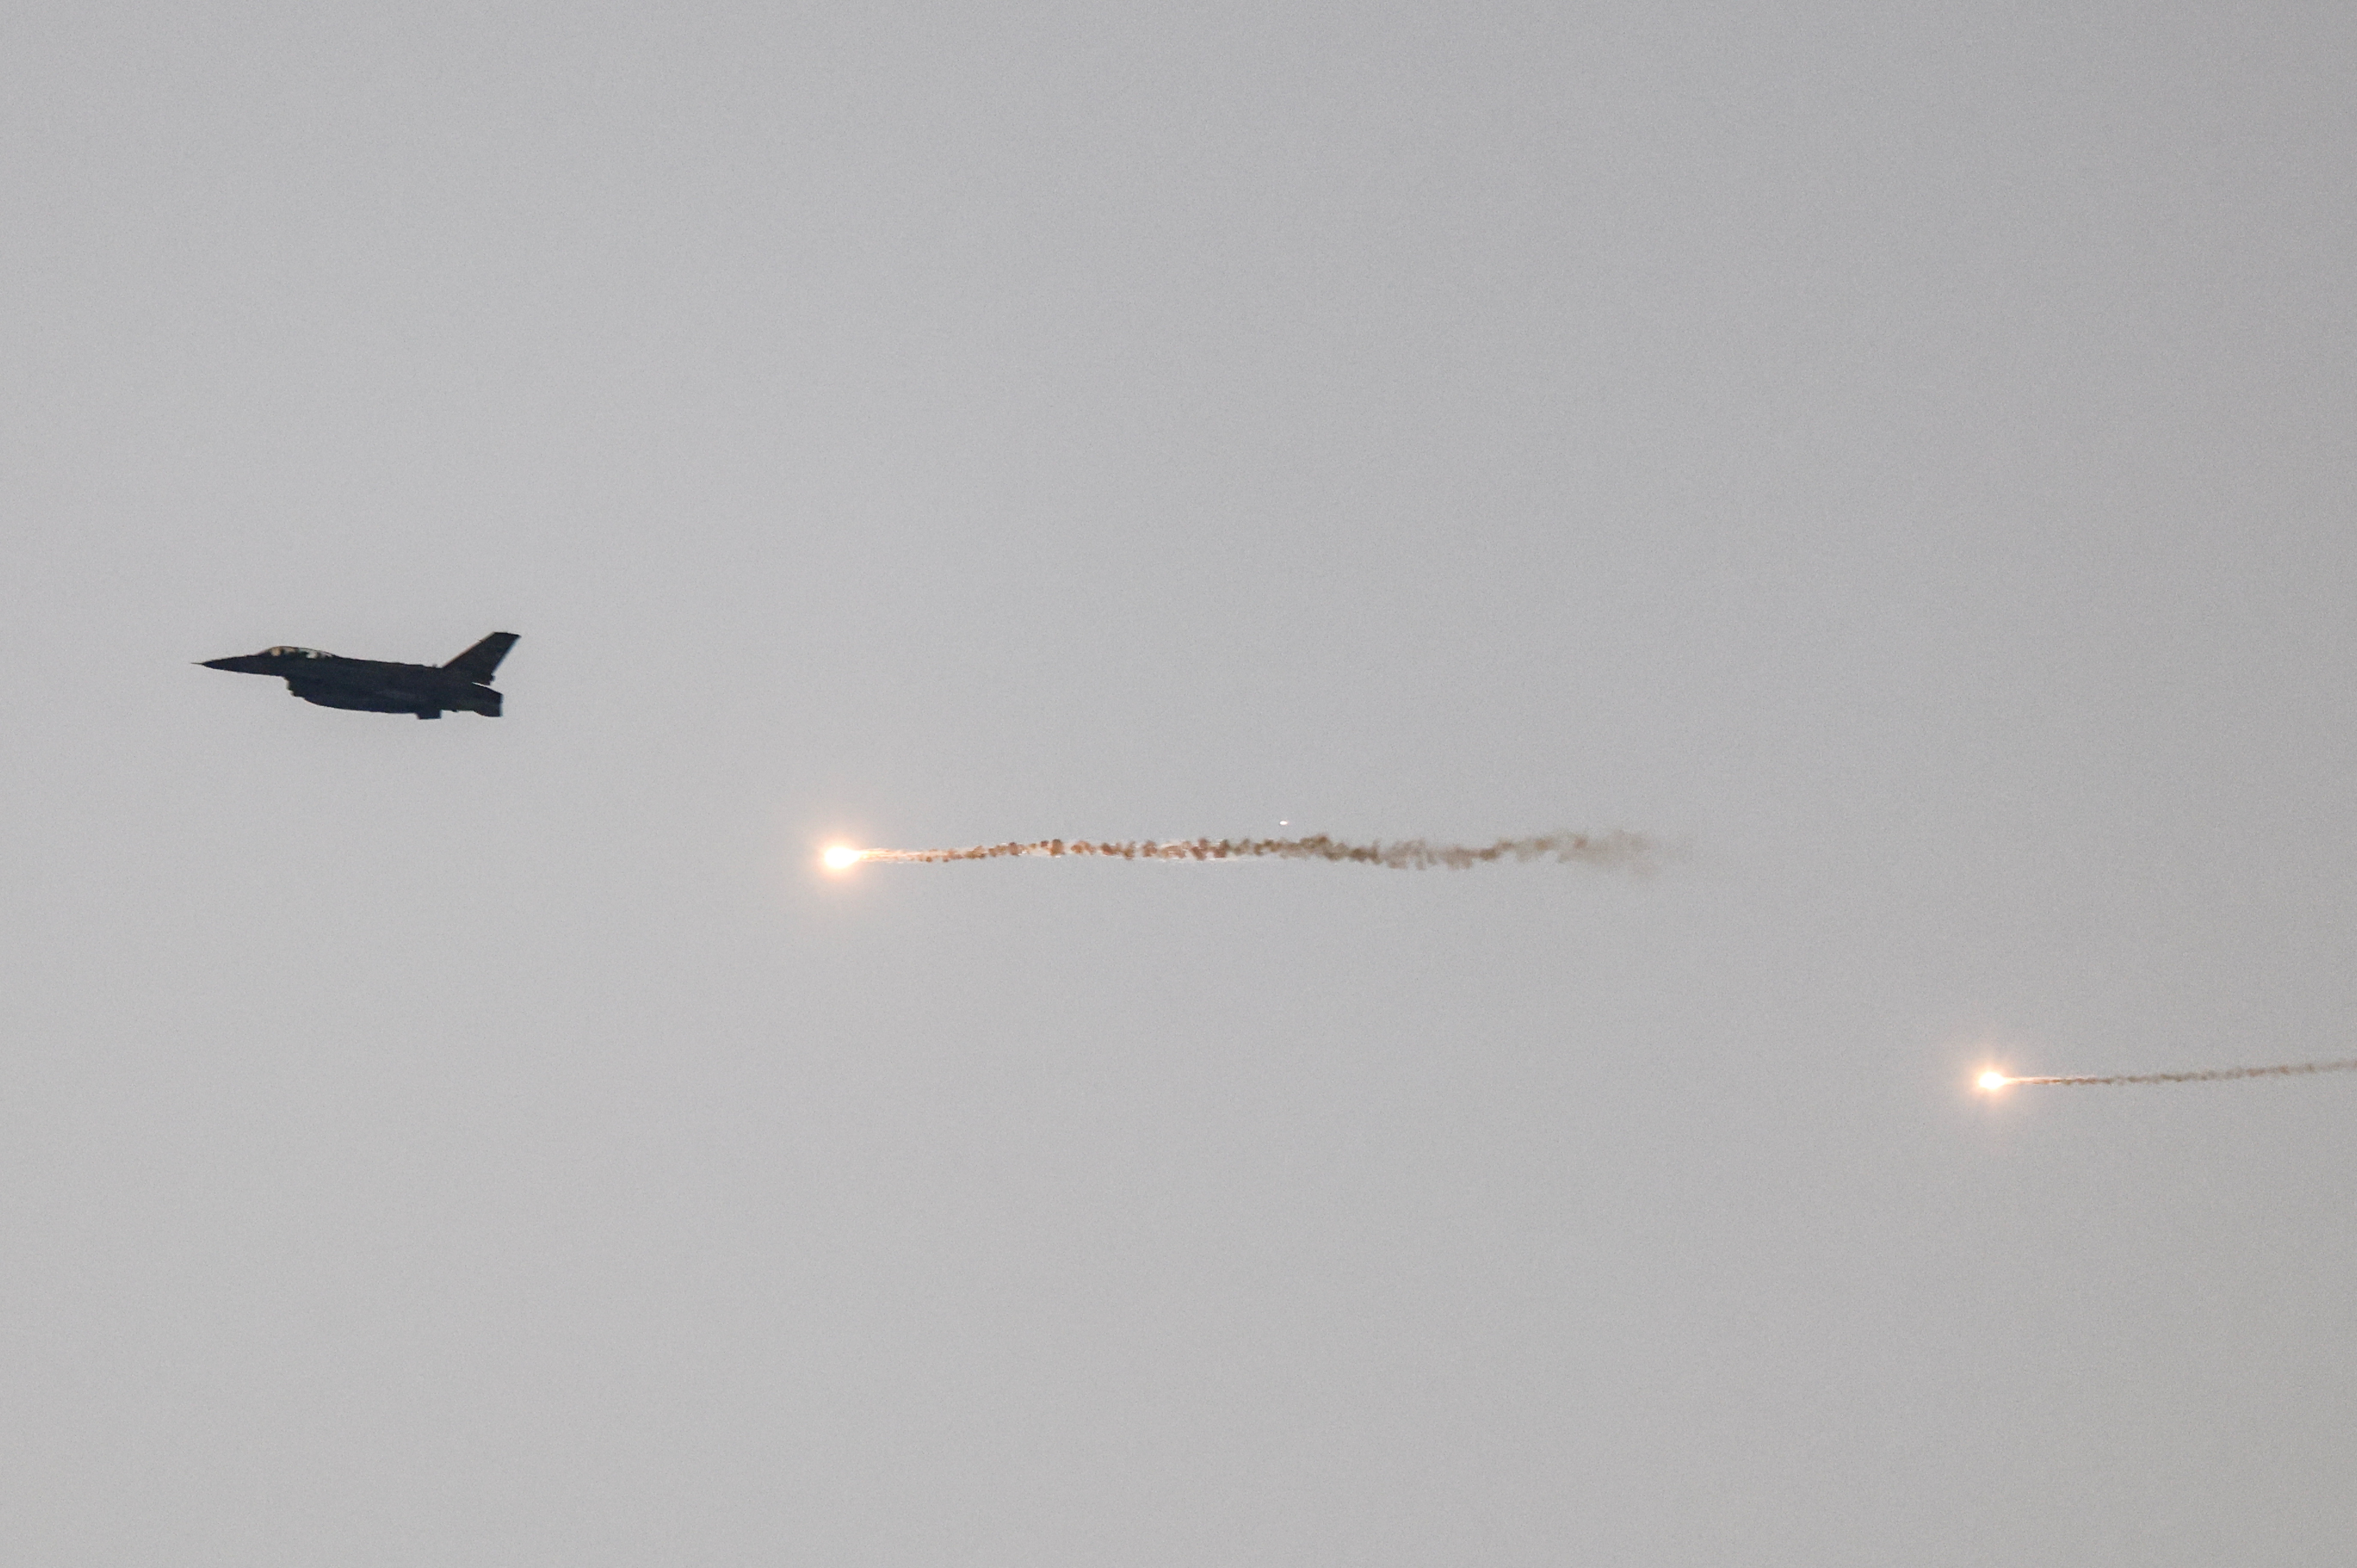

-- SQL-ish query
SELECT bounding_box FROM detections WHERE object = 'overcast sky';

[6,3,2356,1562]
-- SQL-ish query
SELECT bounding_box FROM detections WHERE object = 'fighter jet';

[201,633,519,718]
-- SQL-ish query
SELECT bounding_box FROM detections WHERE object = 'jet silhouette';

[202,633,519,718]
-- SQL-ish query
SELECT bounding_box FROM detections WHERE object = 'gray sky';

[6,3,2356,1562]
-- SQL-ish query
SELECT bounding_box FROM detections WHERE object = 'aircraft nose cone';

[199,658,234,669]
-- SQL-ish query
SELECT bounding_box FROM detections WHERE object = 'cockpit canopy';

[262,646,330,659]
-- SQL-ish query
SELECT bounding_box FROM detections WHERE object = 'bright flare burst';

[1978,1071,2009,1092]
[821,846,866,871]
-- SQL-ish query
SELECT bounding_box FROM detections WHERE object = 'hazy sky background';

[6,3,2356,1562]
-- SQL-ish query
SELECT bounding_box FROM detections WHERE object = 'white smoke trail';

[1991,1059,2357,1088]
[840,830,1656,871]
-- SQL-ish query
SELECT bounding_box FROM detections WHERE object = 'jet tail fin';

[444,632,519,682]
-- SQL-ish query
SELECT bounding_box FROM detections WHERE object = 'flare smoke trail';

[1988,1059,2357,1089]
[837,830,1655,871]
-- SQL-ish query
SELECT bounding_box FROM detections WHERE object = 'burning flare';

[825,830,1655,872]
[1978,1059,2357,1090]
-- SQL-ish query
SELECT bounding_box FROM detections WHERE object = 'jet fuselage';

[201,633,517,719]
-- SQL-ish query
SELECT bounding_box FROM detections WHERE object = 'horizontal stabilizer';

[444,632,519,682]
